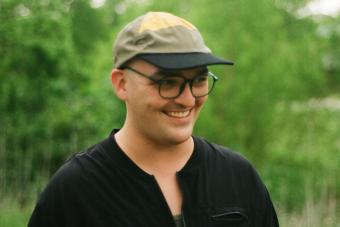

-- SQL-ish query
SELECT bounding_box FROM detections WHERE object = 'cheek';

[125,82,148,101]
[195,96,208,108]
[126,86,164,112]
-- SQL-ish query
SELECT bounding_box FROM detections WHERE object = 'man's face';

[122,60,208,146]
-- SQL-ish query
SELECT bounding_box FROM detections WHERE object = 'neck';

[114,127,194,175]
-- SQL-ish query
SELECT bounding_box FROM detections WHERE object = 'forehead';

[129,59,207,76]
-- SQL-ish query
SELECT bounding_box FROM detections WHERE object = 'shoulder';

[194,136,253,170]
[29,140,111,223]
[28,137,119,226]
[193,136,279,221]
[41,138,111,198]
[193,136,268,191]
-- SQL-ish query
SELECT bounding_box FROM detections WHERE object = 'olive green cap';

[113,12,233,70]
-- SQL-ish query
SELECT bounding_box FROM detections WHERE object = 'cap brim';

[137,52,234,70]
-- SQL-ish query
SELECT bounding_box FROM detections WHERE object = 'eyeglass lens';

[159,73,215,98]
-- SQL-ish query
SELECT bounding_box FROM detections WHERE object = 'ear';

[111,69,128,101]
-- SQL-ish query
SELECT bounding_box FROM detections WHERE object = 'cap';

[113,12,234,70]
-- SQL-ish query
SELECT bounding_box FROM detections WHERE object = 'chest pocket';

[208,207,249,227]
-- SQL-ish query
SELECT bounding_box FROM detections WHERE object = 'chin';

[163,128,193,145]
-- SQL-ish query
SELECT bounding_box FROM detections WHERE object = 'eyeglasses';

[124,66,219,99]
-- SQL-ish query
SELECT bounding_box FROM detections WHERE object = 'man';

[28,12,279,227]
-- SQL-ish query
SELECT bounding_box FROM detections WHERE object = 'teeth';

[167,110,190,118]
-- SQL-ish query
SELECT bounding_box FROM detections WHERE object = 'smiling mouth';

[165,110,191,118]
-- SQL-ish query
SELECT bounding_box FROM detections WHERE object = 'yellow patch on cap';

[138,12,196,33]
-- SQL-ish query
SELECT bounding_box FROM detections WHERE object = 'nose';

[174,82,195,106]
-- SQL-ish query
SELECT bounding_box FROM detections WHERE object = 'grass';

[277,198,338,227]
[0,196,34,227]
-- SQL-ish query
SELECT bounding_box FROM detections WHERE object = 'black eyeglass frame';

[124,66,219,99]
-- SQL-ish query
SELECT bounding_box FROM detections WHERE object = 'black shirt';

[28,131,279,227]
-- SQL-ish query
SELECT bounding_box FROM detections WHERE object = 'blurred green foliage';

[0,0,339,219]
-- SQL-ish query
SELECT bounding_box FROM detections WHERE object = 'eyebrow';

[157,67,208,77]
